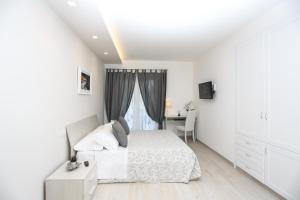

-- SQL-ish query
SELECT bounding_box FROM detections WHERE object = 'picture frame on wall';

[77,67,92,95]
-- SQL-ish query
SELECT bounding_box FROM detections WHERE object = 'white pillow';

[74,127,104,152]
[95,124,119,150]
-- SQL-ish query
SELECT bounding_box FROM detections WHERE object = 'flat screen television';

[198,81,214,99]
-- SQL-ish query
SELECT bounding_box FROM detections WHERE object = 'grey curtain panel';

[138,70,167,129]
[105,69,136,121]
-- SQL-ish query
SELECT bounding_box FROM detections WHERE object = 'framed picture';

[77,67,92,95]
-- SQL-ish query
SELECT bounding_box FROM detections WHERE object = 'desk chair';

[175,110,196,143]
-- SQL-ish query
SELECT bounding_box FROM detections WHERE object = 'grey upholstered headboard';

[66,115,100,158]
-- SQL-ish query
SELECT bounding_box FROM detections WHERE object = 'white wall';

[193,0,300,162]
[106,60,194,116]
[0,1,105,200]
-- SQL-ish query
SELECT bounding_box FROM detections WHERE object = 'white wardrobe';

[235,18,300,200]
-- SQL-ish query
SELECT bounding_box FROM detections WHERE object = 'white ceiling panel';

[47,0,122,63]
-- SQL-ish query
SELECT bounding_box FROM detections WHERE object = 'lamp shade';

[165,99,172,109]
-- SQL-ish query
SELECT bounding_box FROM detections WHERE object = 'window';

[125,79,158,130]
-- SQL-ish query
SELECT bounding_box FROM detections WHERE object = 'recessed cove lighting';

[92,35,98,39]
[104,52,109,55]
[67,0,77,7]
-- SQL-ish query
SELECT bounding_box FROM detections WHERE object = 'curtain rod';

[106,68,168,71]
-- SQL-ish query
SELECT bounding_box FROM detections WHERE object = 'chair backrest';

[185,110,196,131]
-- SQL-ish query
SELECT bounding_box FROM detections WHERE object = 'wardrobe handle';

[265,147,267,154]
[260,112,263,119]
[265,112,268,120]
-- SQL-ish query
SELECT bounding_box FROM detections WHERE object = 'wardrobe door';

[265,18,300,200]
[265,145,300,200]
[236,35,265,141]
[266,19,300,153]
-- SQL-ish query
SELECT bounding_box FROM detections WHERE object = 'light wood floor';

[95,140,283,200]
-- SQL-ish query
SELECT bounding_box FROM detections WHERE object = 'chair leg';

[192,130,195,142]
[184,131,187,144]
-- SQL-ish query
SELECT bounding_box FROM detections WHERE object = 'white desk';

[164,115,186,130]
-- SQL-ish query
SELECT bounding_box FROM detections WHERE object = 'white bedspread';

[126,130,201,183]
[77,130,201,183]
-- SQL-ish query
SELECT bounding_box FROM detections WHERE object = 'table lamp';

[165,98,172,117]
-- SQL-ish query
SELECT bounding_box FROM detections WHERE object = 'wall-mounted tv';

[198,81,214,99]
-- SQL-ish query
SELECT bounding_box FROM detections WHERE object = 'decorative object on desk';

[71,156,77,163]
[66,156,80,171]
[184,101,194,111]
[178,111,181,116]
[66,161,81,171]
[84,161,89,167]
[77,66,92,95]
[165,98,172,117]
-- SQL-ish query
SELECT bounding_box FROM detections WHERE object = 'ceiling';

[47,0,281,63]
[47,0,122,64]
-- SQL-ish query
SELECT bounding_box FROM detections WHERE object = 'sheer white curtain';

[125,78,158,131]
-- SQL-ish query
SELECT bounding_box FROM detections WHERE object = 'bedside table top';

[46,161,95,180]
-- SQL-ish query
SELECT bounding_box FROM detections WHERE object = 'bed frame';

[66,115,100,158]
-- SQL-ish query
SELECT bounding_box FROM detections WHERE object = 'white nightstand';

[46,161,97,200]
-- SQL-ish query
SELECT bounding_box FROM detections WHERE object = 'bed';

[66,115,201,183]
